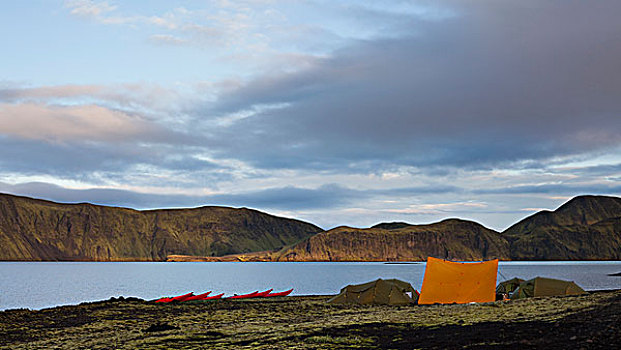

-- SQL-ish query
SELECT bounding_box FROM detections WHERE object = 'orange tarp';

[418,257,498,304]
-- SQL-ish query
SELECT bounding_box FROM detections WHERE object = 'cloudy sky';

[1,1,619,231]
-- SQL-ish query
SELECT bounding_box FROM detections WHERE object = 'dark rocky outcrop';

[0,193,322,261]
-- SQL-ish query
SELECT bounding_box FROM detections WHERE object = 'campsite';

[1,289,619,349]
[2,258,619,349]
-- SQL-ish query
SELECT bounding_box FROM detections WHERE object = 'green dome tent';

[510,277,586,299]
[496,277,525,295]
[328,278,419,305]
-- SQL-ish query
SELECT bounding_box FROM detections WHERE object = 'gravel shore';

[1,290,619,349]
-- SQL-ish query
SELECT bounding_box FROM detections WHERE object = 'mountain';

[503,195,621,260]
[2,193,620,262]
[276,219,510,261]
[370,222,412,230]
[0,193,322,261]
[219,195,621,262]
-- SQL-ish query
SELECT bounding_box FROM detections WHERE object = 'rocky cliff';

[0,193,322,261]
[503,195,621,260]
[276,219,510,261]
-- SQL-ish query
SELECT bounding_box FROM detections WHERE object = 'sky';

[0,0,619,231]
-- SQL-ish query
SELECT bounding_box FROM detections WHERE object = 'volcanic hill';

[272,195,621,261]
[1,193,619,261]
[276,219,510,261]
[0,193,322,261]
[503,195,621,260]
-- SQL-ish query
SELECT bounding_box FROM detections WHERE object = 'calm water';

[1,261,620,311]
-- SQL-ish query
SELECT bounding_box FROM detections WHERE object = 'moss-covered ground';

[1,290,619,349]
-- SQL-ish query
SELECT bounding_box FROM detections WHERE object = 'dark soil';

[1,291,619,349]
[144,322,180,333]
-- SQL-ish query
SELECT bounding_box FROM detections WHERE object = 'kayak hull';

[155,292,194,303]
[171,292,195,302]
[265,289,293,297]
[256,289,273,297]
[156,288,292,303]
[203,293,224,300]
[183,292,211,301]
[155,297,173,303]
[228,291,259,299]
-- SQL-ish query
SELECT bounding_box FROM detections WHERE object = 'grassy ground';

[1,290,619,349]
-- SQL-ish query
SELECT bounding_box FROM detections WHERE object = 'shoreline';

[2,257,621,262]
[4,287,621,312]
[2,290,619,349]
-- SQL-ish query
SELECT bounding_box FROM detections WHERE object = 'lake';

[1,261,620,311]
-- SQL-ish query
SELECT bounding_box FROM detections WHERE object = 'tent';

[418,257,498,304]
[328,278,419,305]
[510,277,586,299]
[496,277,525,295]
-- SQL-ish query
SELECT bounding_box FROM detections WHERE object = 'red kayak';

[265,289,293,297]
[155,297,173,303]
[171,292,195,302]
[183,292,211,301]
[228,291,259,299]
[155,292,194,303]
[203,293,224,300]
[256,289,273,297]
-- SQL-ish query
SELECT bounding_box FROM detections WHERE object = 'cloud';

[149,34,188,46]
[205,184,354,210]
[0,103,163,143]
[194,0,621,171]
[552,162,621,178]
[203,183,457,210]
[64,0,142,26]
[0,181,206,209]
[475,183,621,195]
[61,1,442,67]
[0,83,196,115]
[0,181,461,212]
[0,84,104,101]
[65,0,116,17]
[56,2,621,174]
[2,1,619,232]
[0,136,221,183]
[0,89,221,182]
[383,201,488,215]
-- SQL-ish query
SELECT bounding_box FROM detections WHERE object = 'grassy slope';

[503,195,621,260]
[0,194,322,261]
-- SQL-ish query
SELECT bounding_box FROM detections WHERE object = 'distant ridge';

[247,196,621,262]
[276,218,510,261]
[0,193,619,261]
[0,193,322,261]
[370,222,412,230]
[503,195,621,260]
